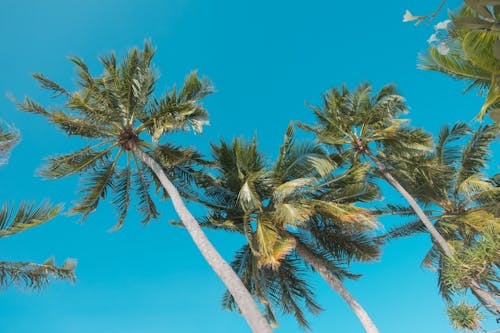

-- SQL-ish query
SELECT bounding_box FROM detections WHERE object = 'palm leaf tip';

[32,73,69,97]
[0,125,20,166]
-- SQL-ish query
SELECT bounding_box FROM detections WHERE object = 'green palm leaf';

[0,258,76,290]
[0,202,61,238]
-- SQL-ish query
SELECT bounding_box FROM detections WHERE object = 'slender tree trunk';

[133,147,273,333]
[470,280,500,315]
[364,150,453,256]
[365,150,500,314]
[293,237,380,333]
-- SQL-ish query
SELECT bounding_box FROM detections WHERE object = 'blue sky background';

[0,0,498,332]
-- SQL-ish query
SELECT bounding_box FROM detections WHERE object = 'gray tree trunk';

[365,150,500,314]
[365,150,454,256]
[133,147,273,333]
[293,238,380,333]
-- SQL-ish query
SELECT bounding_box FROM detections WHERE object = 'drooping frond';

[149,143,208,200]
[132,158,160,224]
[306,217,381,264]
[384,220,428,240]
[294,235,361,281]
[455,125,496,189]
[222,245,322,329]
[0,258,76,290]
[251,217,295,269]
[110,159,132,231]
[69,158,118,220]
[436,122,471,167]
[0,202,61,238]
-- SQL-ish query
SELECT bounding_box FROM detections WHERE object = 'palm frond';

[32,73,70,98]
[419,46,491,84]
[0,258,76,290]
[456,125,496,188]
[110,158,132,231]
[0,124,19,166]
[0,202,61,238]
[304,199,377,229]
[222,245,322,329]
[69,158,119,220]
[457,173,495,200]
[132,157,160,224]
[252,217,294,269]
[48,111,112,138]
[39,143,114,179]
[150,143,207,200]
[379,203,437,218]
[306,218,381,264]
[436,122,471,167]
[141,71,212,141]
[384,220,427,239]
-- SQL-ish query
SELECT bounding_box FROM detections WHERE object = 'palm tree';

[0,124,75,289]
[14,41,273,333]
[419,5,500,122]
[298,83,500,313]
[384,123,500,315]
[197,124,381,332]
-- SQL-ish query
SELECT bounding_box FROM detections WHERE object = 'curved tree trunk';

[365,150,500,314]
[293,238,380,333]
[133,147,273,333]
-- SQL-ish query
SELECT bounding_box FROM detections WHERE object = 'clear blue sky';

[0,0,498,332]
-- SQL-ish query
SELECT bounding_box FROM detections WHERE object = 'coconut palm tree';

[383,123,500,315]
[196,124,381,332]
[419,5,500,122]
[298,83,500,313]
[0,124,75,290]
[14,41,273,333]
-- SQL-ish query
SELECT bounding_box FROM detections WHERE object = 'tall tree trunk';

[364,150,453,256]
[293,237,380,333]
[365,149,500,314]
[133,147,273,333]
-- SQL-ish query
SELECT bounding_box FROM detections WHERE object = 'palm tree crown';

[385,123,500,308]
[298,82,432,162]
[198,124,380,329]
[15,41,210,229]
